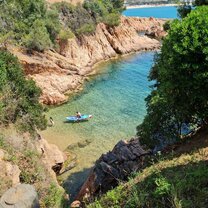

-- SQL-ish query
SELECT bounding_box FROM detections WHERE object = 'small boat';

[66,114,92,122]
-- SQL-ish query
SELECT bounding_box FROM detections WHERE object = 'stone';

[76,138,149,201]
[35,136,66,176]
[70,200,81,208]
[0,159,21,186]
[0,184,39,208]
[0,149,4,160]
[9,17,166,105]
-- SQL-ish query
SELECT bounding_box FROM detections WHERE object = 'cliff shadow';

[63,167,92,202]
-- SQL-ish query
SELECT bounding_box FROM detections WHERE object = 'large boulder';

[76,138,149,202]
[35,136,66,175]
[0,149,21,196]
[0,184,39,208]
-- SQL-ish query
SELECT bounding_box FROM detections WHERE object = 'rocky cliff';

[10,16,166,105]
[72,138,149,205]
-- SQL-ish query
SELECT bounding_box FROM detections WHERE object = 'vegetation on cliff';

[0,134,65,207]
[177,0,208,18]
[87,129,208,208]
[0,0,125,51]
[0,50,47,134]
[87,6,208,207]
[137,6,208,148]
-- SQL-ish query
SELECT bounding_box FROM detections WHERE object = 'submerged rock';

[0,184,39,208]
[76,138,149,202]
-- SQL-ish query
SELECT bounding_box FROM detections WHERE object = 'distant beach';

[126,4,179,9]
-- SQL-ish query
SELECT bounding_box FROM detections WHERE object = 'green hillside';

[88,128,208,208]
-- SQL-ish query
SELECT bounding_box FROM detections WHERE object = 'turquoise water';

[42,52,154,158]
[41,6,177,198]
[123,6,178,18]
[41,52,155,197]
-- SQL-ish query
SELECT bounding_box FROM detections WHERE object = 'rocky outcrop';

[0,184,39,208]
[75,138,149,202]
[0,149,21,196]
[10,17,166,105]
[34,135,66,175]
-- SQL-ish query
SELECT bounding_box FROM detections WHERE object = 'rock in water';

[0,184,39,208]
[76,138,149,202]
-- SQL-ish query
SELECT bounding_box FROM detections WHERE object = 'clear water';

[41,6,178,198]
[123,6,178,18]
[41,52,155,197]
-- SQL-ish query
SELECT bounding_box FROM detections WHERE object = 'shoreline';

[126,3,178,9]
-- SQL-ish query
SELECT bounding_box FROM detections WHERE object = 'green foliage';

[194,0,208,6]
[0,0,124,49]
[0,50,47,134]
[59,29,75,42]
[88,149,208,208]
[76,23,96,36]
[43,183,65,208]
[23,19,52,52]
[177,5,192,18]
[154,176,171,197]
[55,2,96,35]
[137,6,208,148]
[163,20,171,31]
[177,0,208,18]
[0,0,60,51]
[103,13,120,27]
[56,0,124,36]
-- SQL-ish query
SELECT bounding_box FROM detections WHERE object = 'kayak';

[66,114,92,122]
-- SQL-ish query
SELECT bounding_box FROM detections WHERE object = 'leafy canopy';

[0,0,125,49]
[137,6,208,148]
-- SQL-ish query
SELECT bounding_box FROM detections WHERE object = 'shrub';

[0,50,47,134]
[103,13,120,27]
[76,23,96,36]
[59,29,75,42]
[23,19,52,52]
[163,20,171,31]
[43,183,65,208]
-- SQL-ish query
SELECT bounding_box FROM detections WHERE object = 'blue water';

[42,52,155,199]
[123,6,178,18]
[42,52,154,158]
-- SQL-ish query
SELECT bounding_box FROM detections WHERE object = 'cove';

[41,51,155,196]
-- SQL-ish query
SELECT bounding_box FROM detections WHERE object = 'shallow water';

[41,52,155,197]
[123,6,178,18]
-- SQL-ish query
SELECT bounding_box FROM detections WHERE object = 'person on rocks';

[49,117,54,126]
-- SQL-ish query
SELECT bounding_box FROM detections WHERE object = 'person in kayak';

[76,112,82,119]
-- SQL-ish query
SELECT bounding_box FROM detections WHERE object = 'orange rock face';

[10,17,166,105]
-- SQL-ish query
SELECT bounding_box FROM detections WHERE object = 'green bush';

[23,19,52,52]
[0,0,60,51]
[0,50,47,134]
[137,6,208,147]
[163,20,171,31]
[76,23,96,36]
[0,0,125,50]
[103,13,120,27]
[43,183,65,208]
[59,29,75,42]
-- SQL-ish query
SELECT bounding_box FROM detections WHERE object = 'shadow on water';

[63,167,92,202]
[63,120,89,124]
